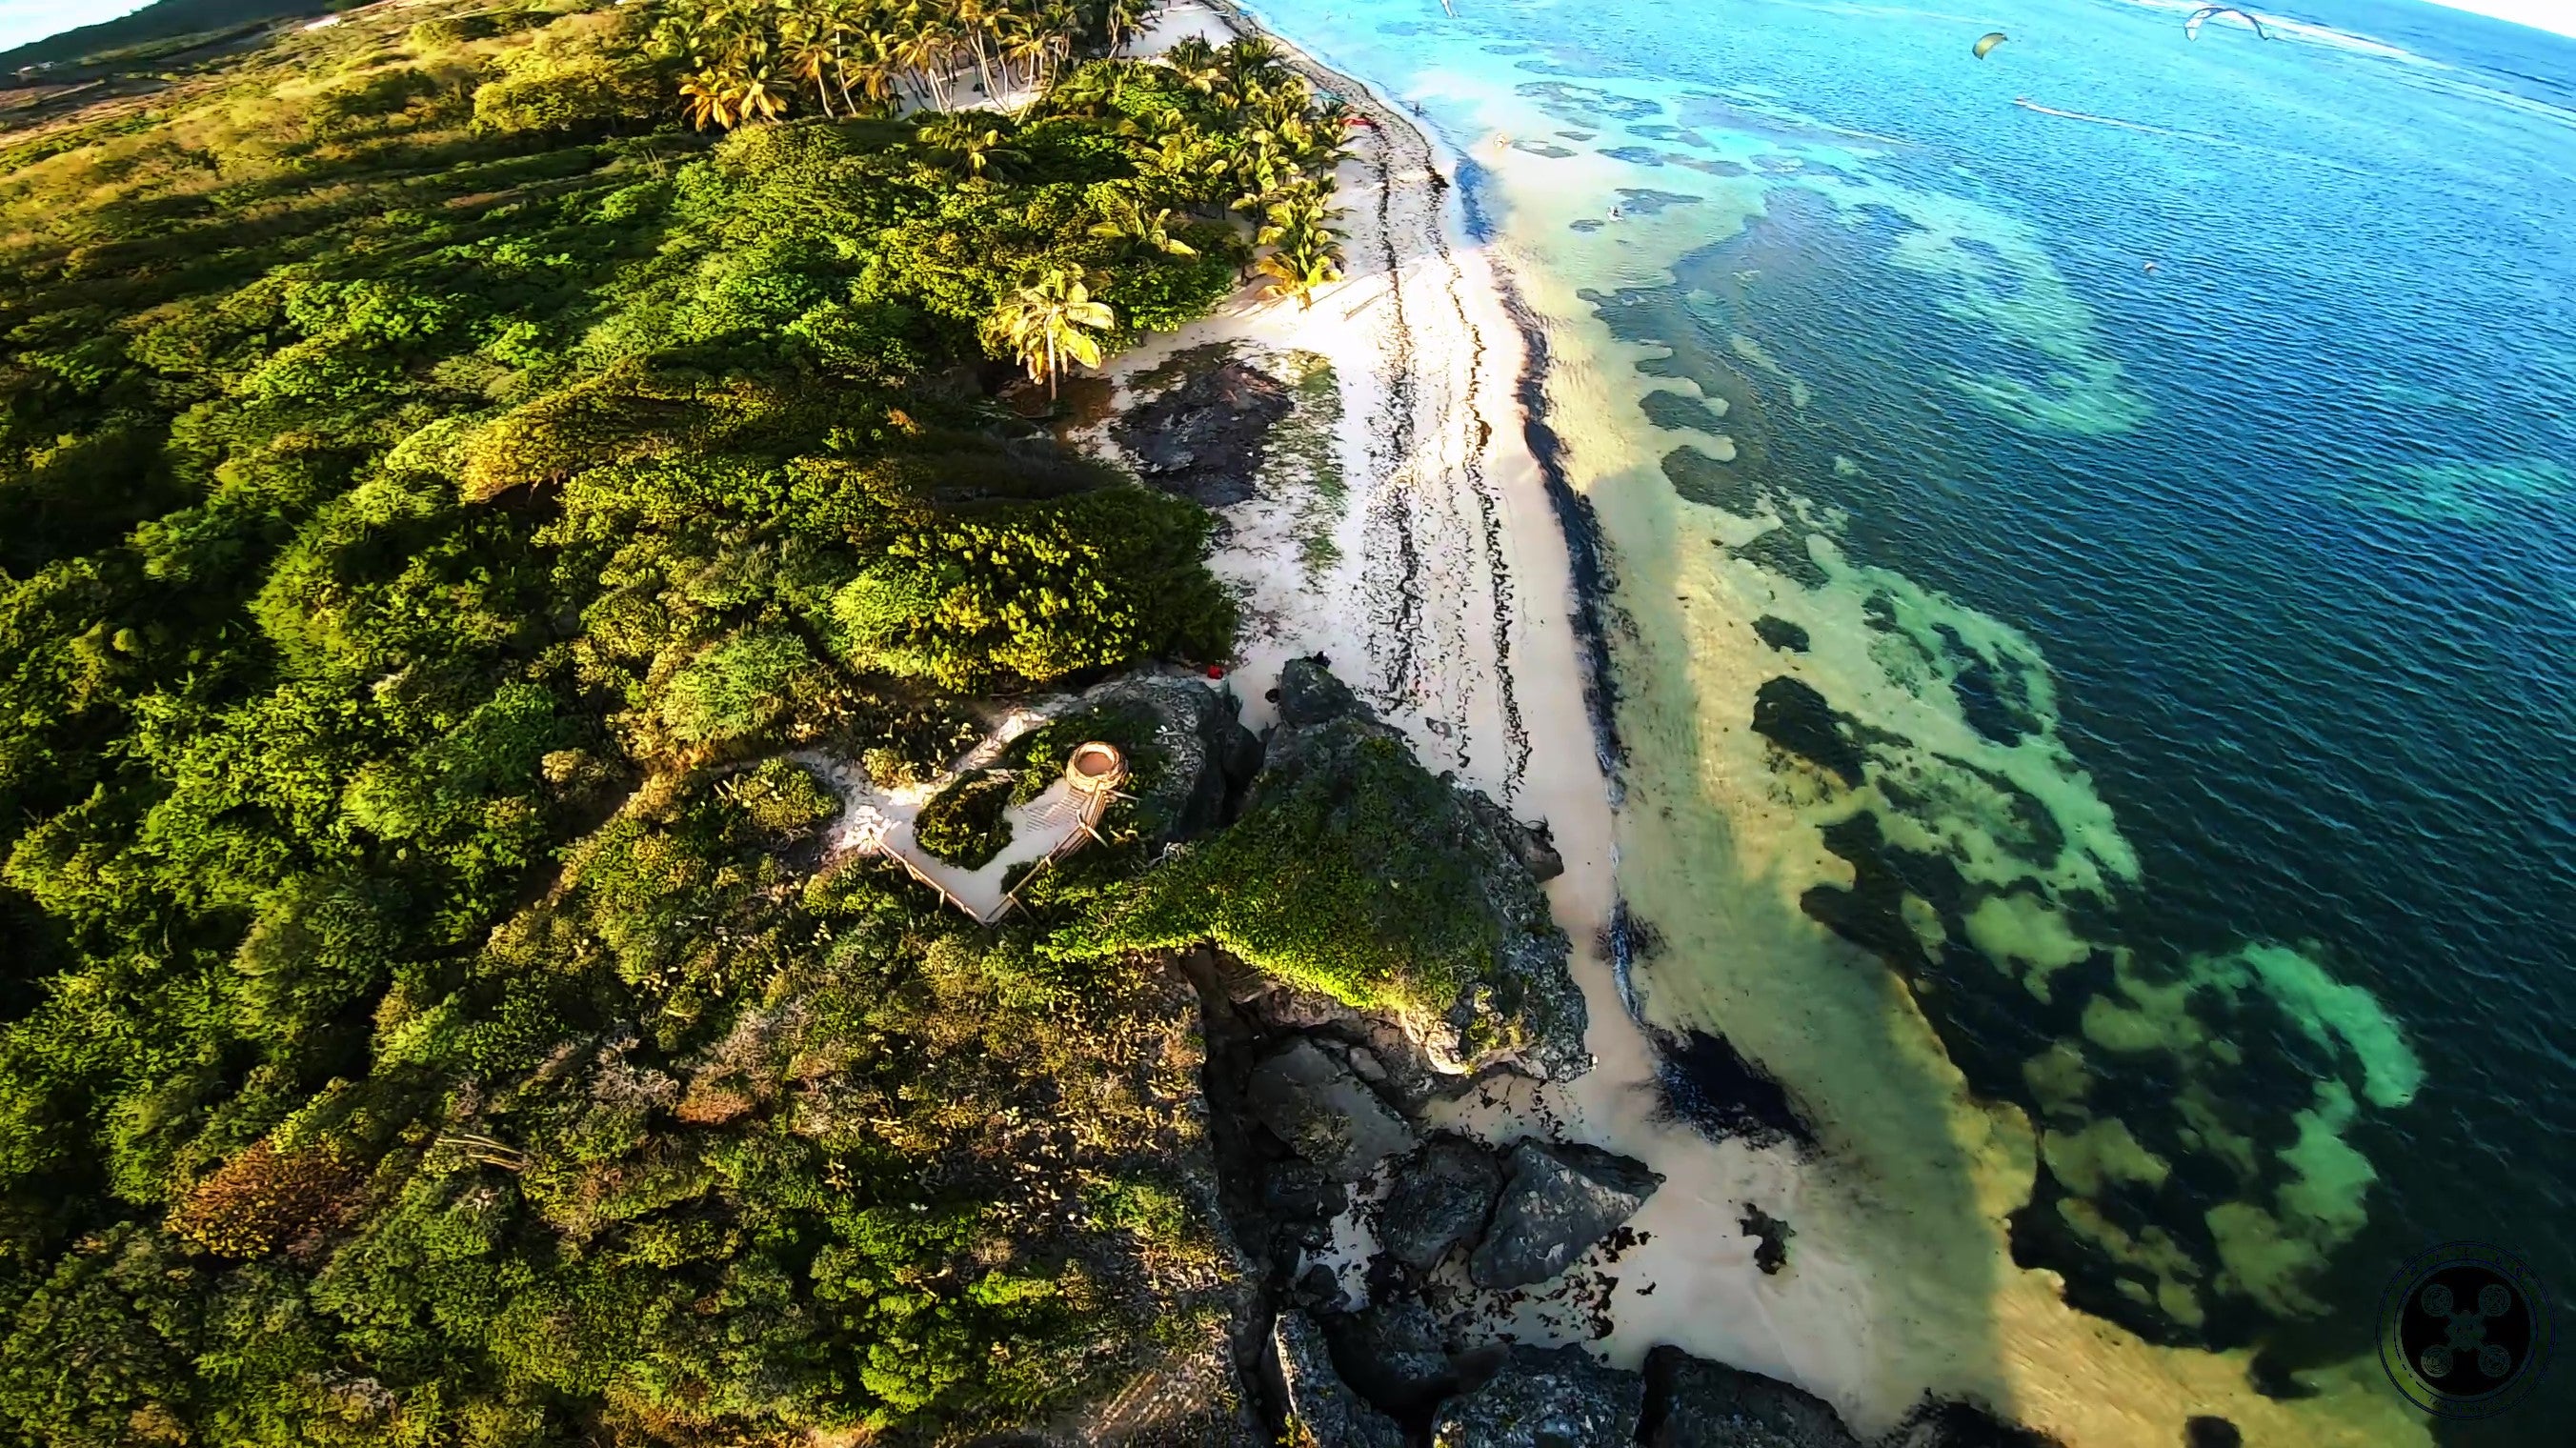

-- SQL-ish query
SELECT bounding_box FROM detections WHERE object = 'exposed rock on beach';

[1469,1139,1662,1291]
[1429,1343,1647,1448]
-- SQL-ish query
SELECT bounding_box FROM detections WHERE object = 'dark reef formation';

[1116,349,1294,506]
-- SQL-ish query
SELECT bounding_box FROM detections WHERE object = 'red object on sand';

[1205,665,1225,678]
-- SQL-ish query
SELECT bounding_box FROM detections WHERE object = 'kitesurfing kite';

[2184,6,2271,40]
[1974,30,2008,58]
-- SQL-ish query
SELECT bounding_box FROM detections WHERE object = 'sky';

[5,0,2575,58]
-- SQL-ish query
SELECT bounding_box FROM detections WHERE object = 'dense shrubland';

[0,0,1353,1438]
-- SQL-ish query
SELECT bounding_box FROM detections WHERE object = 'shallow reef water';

[1244,0,2576,1439]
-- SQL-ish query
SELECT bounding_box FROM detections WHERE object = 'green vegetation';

[914,768,1016,866]
[1059,731,1501,1015]
[1005,699,1161,804]
[1264,348,1345,577]
[0,0,1351,1438]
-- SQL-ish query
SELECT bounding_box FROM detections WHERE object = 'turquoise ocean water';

[1237,0,2575,1438]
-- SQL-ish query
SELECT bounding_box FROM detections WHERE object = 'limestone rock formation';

[1275,1310,1406,1448]
[1639,1344,1862,1448]
[1375,1135,1506,1272]
[1067,672,1260,843]
[1245,1037,1419,1180]
[1259,657,1589,1081]
[1469,1139,1661,1290]
[1429,1343,1645,1448]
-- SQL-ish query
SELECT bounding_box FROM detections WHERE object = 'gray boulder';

[1325,1296,1458,1417]
[1377,1136,1505,1272]
[1259,1157,1348,1252]
[1461,790,1565,882]
[1275,1310,1406,1448]
[1430,1343,1644,1448]
[1069,674,1259,843]
[1640,1345,1862,1448]
[1246,1038,1419,1180]
[1470,1140,1661,1290]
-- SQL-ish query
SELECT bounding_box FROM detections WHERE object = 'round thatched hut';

[1063,741,1128,801]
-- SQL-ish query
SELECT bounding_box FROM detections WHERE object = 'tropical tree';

[1256,221,1342,311]
[916,111,1027,177]
[1161,35,1220,93]
[1100,0,1155,53]
[680,58,792,129]
[983,269,1117,397]
[1256,183,1338,248]
[784,16,842,117]
[1089,192,1197,257]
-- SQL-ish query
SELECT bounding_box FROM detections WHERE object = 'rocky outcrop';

[1470,1140,1662,1290]
[1232,980,1457,1113]
[1430,1344,1645,1448]
[1245,1038,1418,1179]
[1069,673,1261,843]
[1375,1136,1505,1273]
[1274,1310,1406,1448]
[1117,352,1294,507]
[1324,1296,1459,1418]
[1260,658,1589,1082]
[1258,1157,1348,1254]
[1639,1345,1861,1448]
[1460,789,1565,883]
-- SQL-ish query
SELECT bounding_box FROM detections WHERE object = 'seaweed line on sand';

[1208,0,1563,796]
[1498,266,1625,788]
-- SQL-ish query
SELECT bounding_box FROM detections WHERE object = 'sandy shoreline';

[1104,0,1905,1429]
[1078,7,2456,1444]
[1095,8,2448,1447]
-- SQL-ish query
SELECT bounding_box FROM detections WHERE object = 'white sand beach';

[1109,0,1893,1418]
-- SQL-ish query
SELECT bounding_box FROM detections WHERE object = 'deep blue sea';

[1243,0,2575,1438]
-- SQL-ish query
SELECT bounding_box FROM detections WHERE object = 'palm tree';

[1090,193,1197,257]
[1256,183,1338,247]
[1047,58,1131,116]
[1038,0,1079,84]
[1257,229,1341,311]
[954,0,1001,97]
[1100,0,1153,53]
[1162,35,1220,93]
[842,27,901,113]
[1219,35,1282,91]
[916,112,1026,177]
[984,269,1117,398]
[997,10,1049,91]
[785,17,841,116]
[680,56,793,129]
[893,10,956,111]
